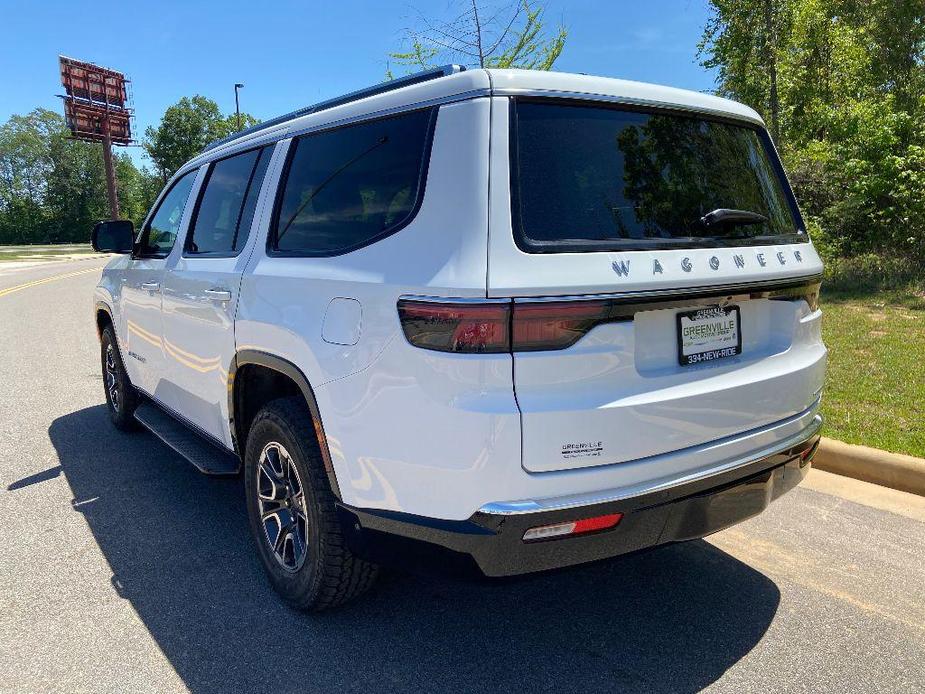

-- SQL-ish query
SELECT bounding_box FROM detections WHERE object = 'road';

[1,257,923,694]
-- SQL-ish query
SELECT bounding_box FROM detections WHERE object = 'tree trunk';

[764,0,781,143]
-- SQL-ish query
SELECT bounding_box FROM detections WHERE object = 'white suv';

[92,67,826,611]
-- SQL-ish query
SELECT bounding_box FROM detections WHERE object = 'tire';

[100,325,140,430]
[244,397,379,611]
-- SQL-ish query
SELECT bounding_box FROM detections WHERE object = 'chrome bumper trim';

[479,413,823,516]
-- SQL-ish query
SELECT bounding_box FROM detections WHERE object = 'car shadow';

[46,406,780,694]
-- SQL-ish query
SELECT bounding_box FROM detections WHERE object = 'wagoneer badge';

[609,249,806,279]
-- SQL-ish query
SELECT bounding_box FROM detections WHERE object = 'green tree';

[0,108,146,244]
[0,109,57,243]
[699,0,925,260]
[389,0,566,73]
[143,95,258,182]
[698,0,791,144]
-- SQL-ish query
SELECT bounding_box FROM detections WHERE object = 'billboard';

[63,101,133,144]
[59,56,133,144]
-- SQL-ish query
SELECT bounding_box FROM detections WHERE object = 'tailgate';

[512,288,826,472]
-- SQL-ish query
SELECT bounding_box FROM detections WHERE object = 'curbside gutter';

[813,437,925,497]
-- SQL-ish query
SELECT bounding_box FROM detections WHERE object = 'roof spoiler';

[202,65,467,154]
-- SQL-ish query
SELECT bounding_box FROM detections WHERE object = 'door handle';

[204,288,232,302]
[141,281,160,291]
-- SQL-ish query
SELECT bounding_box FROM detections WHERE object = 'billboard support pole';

[101,116,120,220]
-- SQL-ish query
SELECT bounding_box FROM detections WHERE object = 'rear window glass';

[511,100,804,252]
[272,108,434,256]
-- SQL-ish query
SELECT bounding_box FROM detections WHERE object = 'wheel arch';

[229,350,342,499]
[95,301,115,339]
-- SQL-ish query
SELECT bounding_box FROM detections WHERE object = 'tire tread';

[246,397,378,611]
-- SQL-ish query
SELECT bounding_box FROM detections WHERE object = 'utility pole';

[234,83,244,131]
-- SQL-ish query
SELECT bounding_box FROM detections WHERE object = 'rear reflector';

[799,439,820,464]
[522,512,623,542]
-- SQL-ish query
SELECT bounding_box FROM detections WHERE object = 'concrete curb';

[813,437,925,497]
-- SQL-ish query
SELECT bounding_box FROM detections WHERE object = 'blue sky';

[0,0,717,168]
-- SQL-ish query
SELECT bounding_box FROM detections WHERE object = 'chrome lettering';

[612,259,631,277]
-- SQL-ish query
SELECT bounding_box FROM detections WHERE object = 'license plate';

[676,305,741,366]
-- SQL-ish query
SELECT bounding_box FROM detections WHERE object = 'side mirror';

[91,220,135,254]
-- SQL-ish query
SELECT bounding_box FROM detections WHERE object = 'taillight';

[512,300,611,352]
[767,281,821,311]
[398,297,622,353]
[397,299,510,353]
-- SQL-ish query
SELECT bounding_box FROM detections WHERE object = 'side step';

[134,401,240,476]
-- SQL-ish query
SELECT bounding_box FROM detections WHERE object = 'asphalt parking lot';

[1,258,923,693]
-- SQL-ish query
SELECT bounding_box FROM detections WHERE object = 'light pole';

[234,83,244,130]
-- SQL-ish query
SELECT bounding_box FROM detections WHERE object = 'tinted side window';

[272,108,434,256]
[137,170,197,257]
[187,147,270,255]
[235,147,272,251]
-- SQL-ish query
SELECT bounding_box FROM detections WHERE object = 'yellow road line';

[0,266,102,299]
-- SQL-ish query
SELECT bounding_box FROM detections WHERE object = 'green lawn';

[820,284,925,458]
[0,243,93,261]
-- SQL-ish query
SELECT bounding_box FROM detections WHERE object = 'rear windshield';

[510,100,805,252]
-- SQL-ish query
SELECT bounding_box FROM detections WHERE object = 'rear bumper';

[338,416,822,577]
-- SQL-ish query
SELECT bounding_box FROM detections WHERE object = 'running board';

[134,401,240,476]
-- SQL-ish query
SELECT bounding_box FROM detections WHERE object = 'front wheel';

[100,325,139,430]
[244,397,379,611]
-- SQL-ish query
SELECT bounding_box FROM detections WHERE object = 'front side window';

[136,170,197,257]
[511,100,805,253]
[271,108,434,256]
[187,146,271,255]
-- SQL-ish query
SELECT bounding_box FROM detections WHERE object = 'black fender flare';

[229,350,342,500]
[94,301,115,339]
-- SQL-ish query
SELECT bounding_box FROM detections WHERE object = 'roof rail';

[202,64,467,154]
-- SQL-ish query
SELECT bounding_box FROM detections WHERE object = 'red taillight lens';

[398,298,622,353]
[397,299,511,353]
[512,300,611,352]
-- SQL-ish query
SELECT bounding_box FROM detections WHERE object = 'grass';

[819,254,925,458]
[0,243,93,262]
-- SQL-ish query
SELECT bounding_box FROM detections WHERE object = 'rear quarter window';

[271,107,435,256]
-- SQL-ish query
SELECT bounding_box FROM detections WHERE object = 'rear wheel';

[100,325,139,430]
[244,397,379,611]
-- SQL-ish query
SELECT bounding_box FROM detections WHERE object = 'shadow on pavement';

[47,405,780,694]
